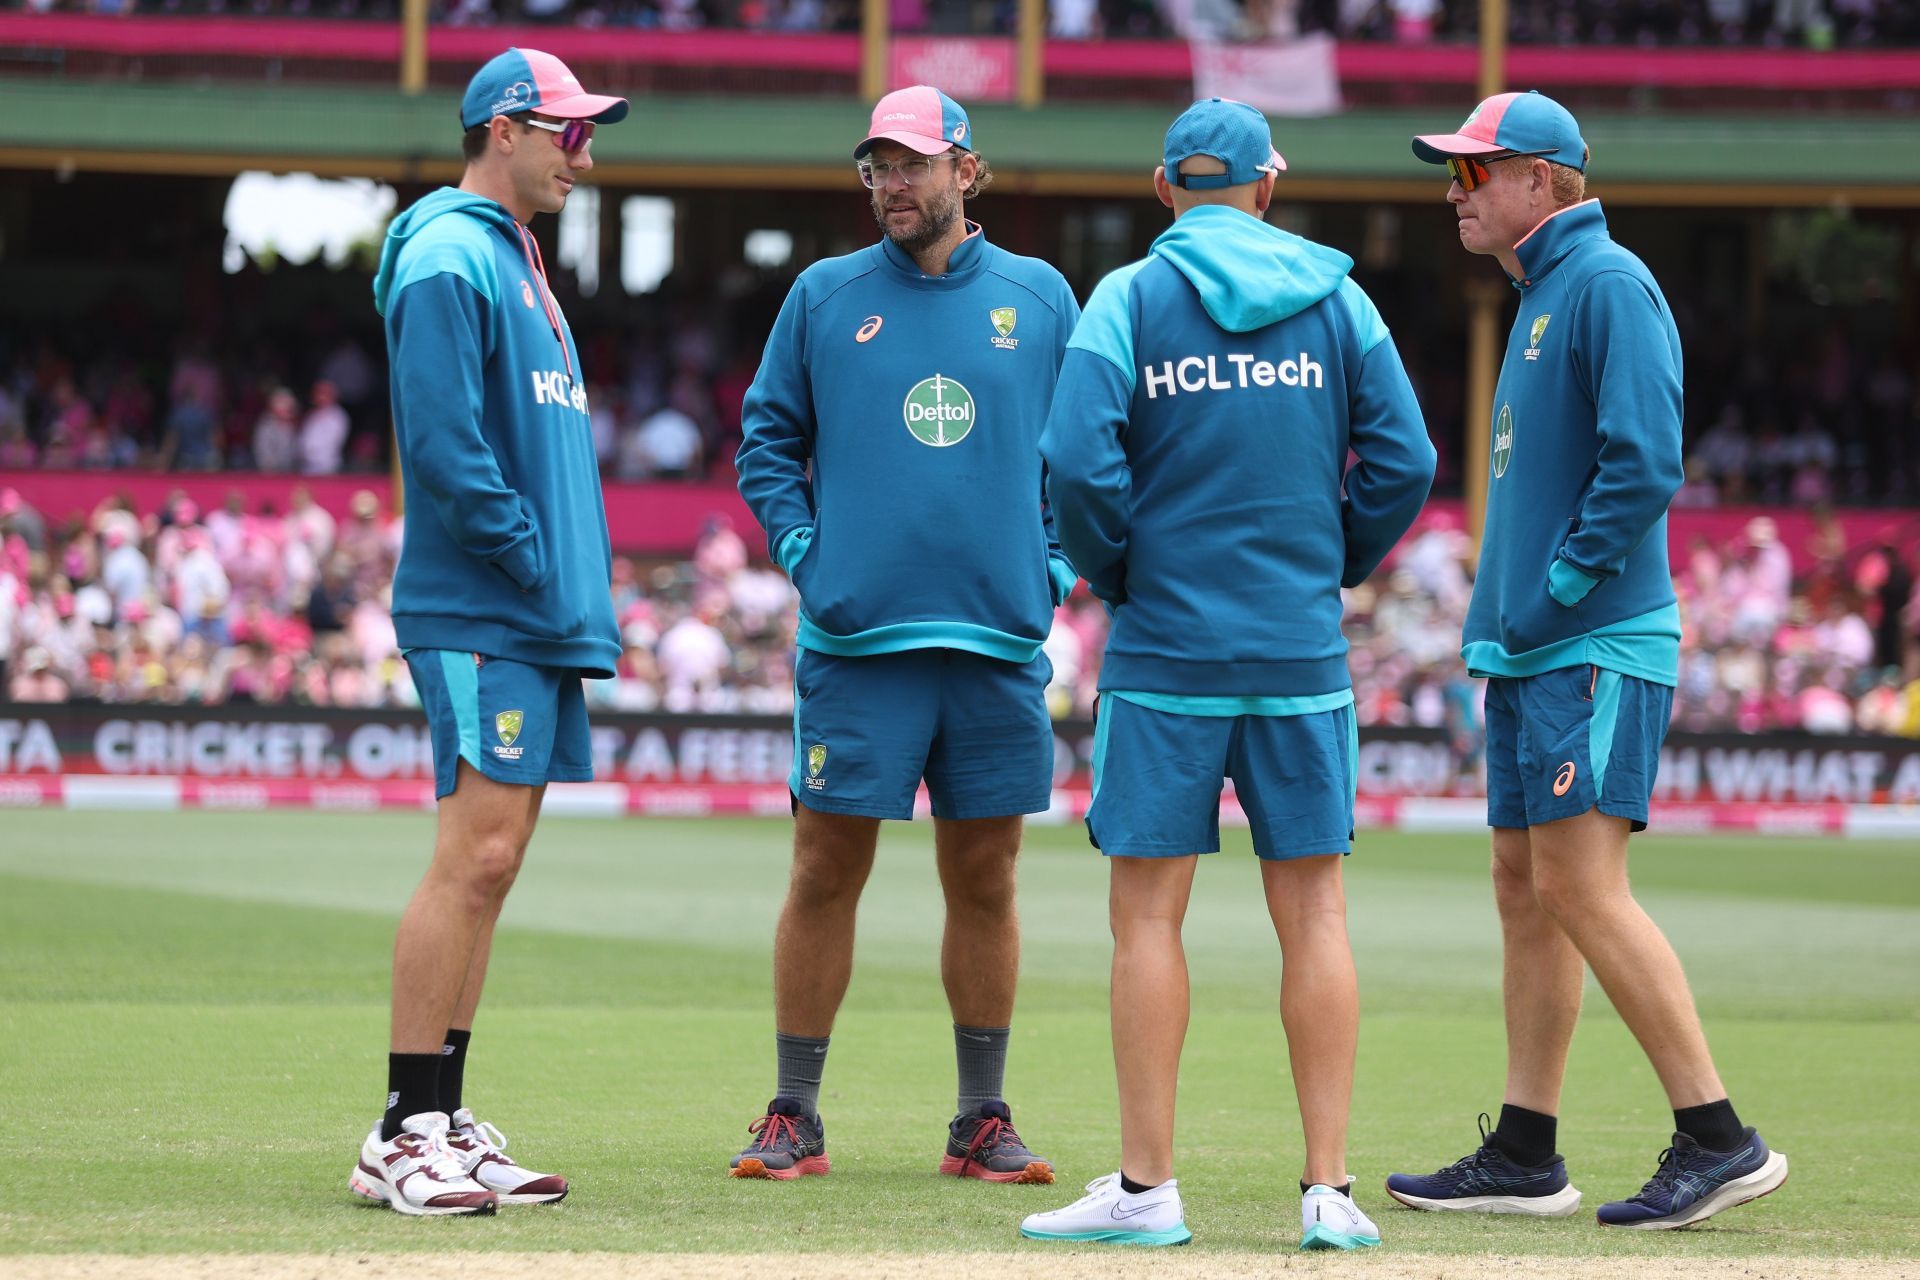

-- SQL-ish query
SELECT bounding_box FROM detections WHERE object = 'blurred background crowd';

[12,0,1916,47]
[4,267,1916,505]
[7,486,1918,739]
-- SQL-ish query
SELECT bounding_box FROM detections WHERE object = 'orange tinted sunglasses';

[1446,150,1553,192]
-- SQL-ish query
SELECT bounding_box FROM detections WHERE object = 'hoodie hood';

[1149,205,1354,334]
[373,188,518,316]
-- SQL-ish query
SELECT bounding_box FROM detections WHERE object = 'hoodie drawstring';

[513,221,573,381]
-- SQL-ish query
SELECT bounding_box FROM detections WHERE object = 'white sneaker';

[348,1111,498,1216]
[1020,1172,1192,1246]
[1300,1182,1381,1251]
[446,1107,570,1205]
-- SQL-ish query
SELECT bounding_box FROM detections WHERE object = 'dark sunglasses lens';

[1447,157,1476,190]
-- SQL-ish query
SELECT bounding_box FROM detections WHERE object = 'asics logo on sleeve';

[1142,352,1323,399]
[856,315,884,343]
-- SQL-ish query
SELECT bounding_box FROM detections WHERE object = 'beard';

[872,184,962,255]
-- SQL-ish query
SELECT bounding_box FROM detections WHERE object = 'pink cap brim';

[856,129,956,158]
[540,91,629,123]
[1269,147,1288,173]
[1412,131,1504,162]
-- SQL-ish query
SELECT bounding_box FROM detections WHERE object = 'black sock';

[1301,1179,1352,1196]
[438,1028,472,1117]
[380,1052,442,1142]
[1674,1099,1744,1152]
[1489,1104,1558,1167]
[1119,1172,1157,1195]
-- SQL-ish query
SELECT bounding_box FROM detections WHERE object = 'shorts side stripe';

[439,649,484,772]
[1091,698,1114,803]
[1588,667,1623,800]
[1344,704,1359,817]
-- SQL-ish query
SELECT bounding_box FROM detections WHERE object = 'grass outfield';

[1,812,1916,1263]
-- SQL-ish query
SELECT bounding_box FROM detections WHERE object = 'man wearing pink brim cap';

[1386,91,1788,1232]
[731,85,1082,1187]
[352,49,629,1219]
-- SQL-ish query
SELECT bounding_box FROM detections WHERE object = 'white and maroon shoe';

[348,1111,498,1216]
[446,1108,569,1205]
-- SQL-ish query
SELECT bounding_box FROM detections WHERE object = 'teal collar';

[879,220,987,284]
[1509,199,1608,289]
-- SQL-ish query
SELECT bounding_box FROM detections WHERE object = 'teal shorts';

[789,647,1054,821]
[406,649,593,798]
[1086,697,1358,861]
[1484,664,1673,831]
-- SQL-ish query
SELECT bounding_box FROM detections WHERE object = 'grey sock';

[954,1024,1011,1113]
[775,1031,829,1115]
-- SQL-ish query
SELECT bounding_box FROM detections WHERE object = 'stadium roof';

[5,79,1919,205]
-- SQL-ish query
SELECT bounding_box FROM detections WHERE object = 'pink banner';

[1,470,756,556]
[888,37,1017,103]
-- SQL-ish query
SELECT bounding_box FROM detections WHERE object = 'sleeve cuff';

[774,525,815,577]
[1048,555,1079,606]
[1547,556,1599,607]
[490,528,543,592]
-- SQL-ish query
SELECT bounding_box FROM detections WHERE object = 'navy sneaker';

[729,1096,829,1180]
[1385,1114,1582,1216]
[1596,1128,1788,1230]
[940,1100,1054,1184]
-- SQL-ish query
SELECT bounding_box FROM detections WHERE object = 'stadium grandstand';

[5,6,1920,1276]
[2,0,1918,788]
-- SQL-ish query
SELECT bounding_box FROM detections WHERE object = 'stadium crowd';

[0,290,759,485]
[6,291,1917,505]
[5,486,1918,738]
[25,0,1913,45]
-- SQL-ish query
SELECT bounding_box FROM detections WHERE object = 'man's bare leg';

[1528,809,1725,1108]
[392,762,542,1056]
[1261,853,1356,1190]
[1110,854,1198,1188]
[933,815,1023,1028]
[1491,825,1586,1116]
[772,805,882,1037]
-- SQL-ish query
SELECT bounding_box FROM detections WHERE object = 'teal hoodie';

[374,188,619,677]
[1041,204,1435,697]
[1462,199,1684,686]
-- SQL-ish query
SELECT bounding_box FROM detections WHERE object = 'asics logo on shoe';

[1553,761,1576,796]
[1110,1199,1173,1220]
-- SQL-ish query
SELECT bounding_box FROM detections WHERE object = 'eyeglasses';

[1446,150,1553,192]
[856,153,957,189]
[521,117,594,154]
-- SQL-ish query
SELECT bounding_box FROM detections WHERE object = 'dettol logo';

[903,374,976,447]
[1492,403,1514,479]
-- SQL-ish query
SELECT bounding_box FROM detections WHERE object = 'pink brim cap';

[1411,130,1506,161]
[858,128,955,157]
[538,90,629,123]
[1268,147,1288,172]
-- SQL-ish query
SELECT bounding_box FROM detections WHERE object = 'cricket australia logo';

[804,743,828,792]
[494,709,525,760]
[1492,403,1514,479]
[902,374,975,447]
[1525,313,1551,362]
[989,307,1019,351]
